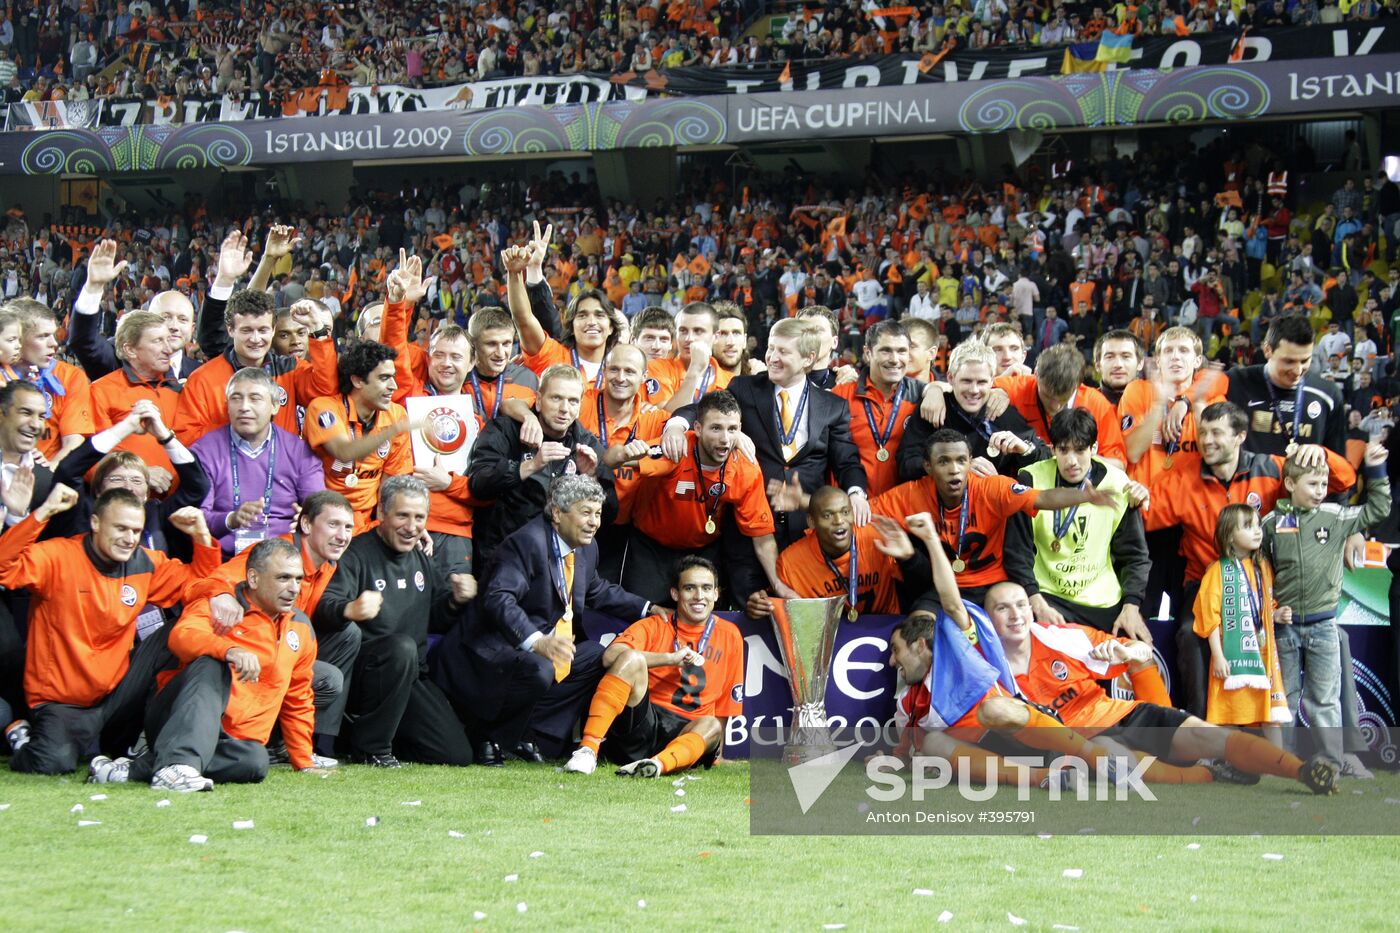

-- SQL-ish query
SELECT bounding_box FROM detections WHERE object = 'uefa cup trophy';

[769,595,847,763]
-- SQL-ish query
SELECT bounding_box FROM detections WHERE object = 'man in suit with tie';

[430,474,653,766]
[661,318,869,614]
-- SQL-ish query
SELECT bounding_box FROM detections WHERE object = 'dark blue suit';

[430,515,648,756]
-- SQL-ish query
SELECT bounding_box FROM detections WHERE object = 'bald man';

[71,239,201,382]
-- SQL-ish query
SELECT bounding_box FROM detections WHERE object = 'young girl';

[0,308,23,382]
[1193,504,1291,732]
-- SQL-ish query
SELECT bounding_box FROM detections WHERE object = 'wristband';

[311,327,331,339]
[155,432,176,445]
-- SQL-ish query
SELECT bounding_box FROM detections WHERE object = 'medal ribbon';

[936,485,970,565]
[860,377,905,452]
[229,425,277,510]
[823,537,859,614]
[692,439,729,531]
[468,369,505,419]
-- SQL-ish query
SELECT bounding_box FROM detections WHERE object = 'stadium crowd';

[0,135,1394,795]
[0,0,1394,108]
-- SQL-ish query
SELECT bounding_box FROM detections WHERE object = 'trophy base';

[783,726,838,765]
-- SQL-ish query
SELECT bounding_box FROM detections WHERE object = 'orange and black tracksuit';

[173,339,338,445]
[0,512,221,774]
[89,364,183,485]
[147,590,318,774]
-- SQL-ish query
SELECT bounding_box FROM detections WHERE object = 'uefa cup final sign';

[769,596,848,762]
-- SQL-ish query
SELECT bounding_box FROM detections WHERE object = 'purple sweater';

[192,423,326,556]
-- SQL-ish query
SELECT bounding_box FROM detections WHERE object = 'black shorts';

[1099,702,1192,760]
[603,701,715,767]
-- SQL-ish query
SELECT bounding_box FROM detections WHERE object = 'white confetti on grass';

[189,834,208,844]
[1008,912,1027,926]
[0,804,10,811]
[232,820,254,830]
[503,874,519,883]
[670,804,687,813]
[1003,864,1016,873]
[1062,869,1083,879]
[448,831,464,839]
[364,817,379,827]
[89,794,106,801]
[516,903,528,914]
[1263,853,1285,861]
[77,820,101,827]
[1186,843,1201,850]
[821,924,844,930]
[70,804,83,813]
[472,912,486,921]
[675,789,686,797]
[401,800,421,806]
[912,889,934,897]
[937,911,953,923]
[1052,925,1081,931]
[155,800,170,809]
[638,901,648,910]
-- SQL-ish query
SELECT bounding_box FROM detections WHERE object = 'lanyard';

[468,369,504,419]
[823,538,859,620]
[229,426,276,509]
[860,378,905,454]
[572,348,605,390]
[673,612,717,658]
[692,440,729,533]
[692,361,715,403]
[1052,477,1087,541]
[776,383,810,450]
[1266,379,1303,445]
[936,485,971,565]
[548,531,572,616]
[597,393,637,446]
[1236,558,1263,623]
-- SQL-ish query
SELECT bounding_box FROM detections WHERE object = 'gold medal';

[343,472,359,488]
[951,558,966,573]
[847,607,859,622]
[875,447,890,462]
[704,518,716,535]
[1051,539,1061,553]
[1163,456,1173,471]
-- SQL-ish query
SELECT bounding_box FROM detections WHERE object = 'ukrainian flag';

[1061,42,1105,74]
[1095,30,1134,64]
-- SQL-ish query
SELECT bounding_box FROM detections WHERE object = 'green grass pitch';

[1,763,1397,931]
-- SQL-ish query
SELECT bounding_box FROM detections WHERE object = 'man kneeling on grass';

[563,556,743,778]
[90,538,328,792]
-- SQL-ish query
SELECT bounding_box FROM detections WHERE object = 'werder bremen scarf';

[1219,558,1270,691]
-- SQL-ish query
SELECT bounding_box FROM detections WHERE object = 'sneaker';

[311,754,339,769]
[1299,754,1339,796]
[1341,753,1375,780]
[4,719,29,754]
[126,731,149,760]
[151,764,214,793]
[1207,759,1261,786]
[563,746,598,775]
[616,757,663,778]
[267,743,290,766]
[1040,767,1079,793]
[348,752,402,769]
[87,755,131,785]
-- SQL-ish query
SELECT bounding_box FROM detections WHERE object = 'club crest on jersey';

[1011,483,1030,494]
[644,377,660,396]
[274,386,289,408]
[1121,414,1134,431]
[564,460,578,475]
[1307,400,1322,419]
[414,571,425,591]
[708,482,727,497]
[422,407,469,455]
[1315,526,1330,545]
[1051,660,1069,682]
[376,439,392,458]
[286,630,301,652]
[317,410,336,429]
[120,584,138,607]
[1247,492,1263,511]
[731,684,744,703]
[374,578,386,591]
